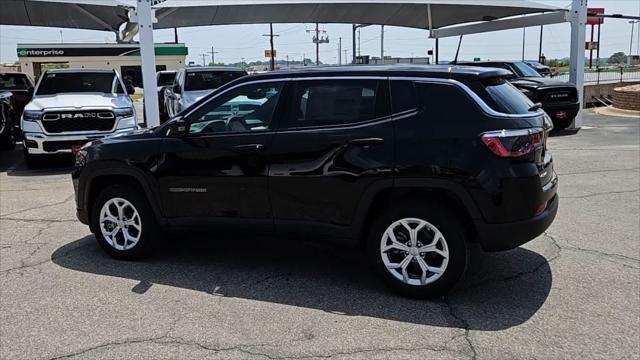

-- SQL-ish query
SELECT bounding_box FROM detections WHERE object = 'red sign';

[587,7,604,25]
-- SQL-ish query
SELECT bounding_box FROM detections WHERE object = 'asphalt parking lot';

[0,112,638,359]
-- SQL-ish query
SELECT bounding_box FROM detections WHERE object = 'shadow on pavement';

[549,128,580,137]
[52,235,552,331]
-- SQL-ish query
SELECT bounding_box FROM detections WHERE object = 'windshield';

[157,72,175,86]
[36,72,123,95]
[0,74,30,90]
[514,62,542,78]
[482,77,535,114]
[185,71,245,91]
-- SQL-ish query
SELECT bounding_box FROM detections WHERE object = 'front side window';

[36,72,123,95]
[0,74,30,90]
[185,71,246,91]
[187,82,284,134]
[285,79,387,128]
[157,72,175,86]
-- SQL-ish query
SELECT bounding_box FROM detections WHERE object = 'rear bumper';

[475,193,558,251]
[543,102,580,122]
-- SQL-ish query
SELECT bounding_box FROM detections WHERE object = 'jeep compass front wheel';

[92,184,159,259]
[368,203,469,298]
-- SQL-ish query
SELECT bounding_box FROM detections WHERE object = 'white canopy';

[153,0,561,30]
[0,0,129,32]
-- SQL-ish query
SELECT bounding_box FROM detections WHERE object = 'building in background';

[16,43,188,86]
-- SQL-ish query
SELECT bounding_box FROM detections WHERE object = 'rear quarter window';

[416,82,479,120]
[480,77,534,114]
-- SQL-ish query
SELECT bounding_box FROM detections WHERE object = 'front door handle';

[349,138,384,147]
[233,144,264,153]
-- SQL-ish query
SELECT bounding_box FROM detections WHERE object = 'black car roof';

[242,64,511,82]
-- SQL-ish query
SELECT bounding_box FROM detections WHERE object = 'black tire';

[367,201,470,298]
[0,116,16,150]
[91,184,160,260]
[552,117,574,131]
[23,150,42,168]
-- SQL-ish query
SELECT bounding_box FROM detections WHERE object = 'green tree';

[608,52,627,64]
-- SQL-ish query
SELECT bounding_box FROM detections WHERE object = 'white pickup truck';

[21,68,137,166]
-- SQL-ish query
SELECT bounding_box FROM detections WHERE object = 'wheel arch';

[354,179,482,247]
[83,165,165,231]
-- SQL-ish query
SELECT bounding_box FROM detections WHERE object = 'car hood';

[510,77,569,88]
[182,89,214,107]
[25,93,132,111]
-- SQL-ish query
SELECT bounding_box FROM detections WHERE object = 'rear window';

[481,77,535,114]
[36,72,123,95]
[185,71,245,91]
[157,72,175,86]
[0,74,30,90]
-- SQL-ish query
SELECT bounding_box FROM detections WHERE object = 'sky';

[0,0,639,65]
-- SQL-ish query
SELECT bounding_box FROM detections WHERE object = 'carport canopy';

[0,0,129,32]
[1,0,586,129]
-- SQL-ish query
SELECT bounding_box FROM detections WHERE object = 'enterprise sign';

[17,46,188,58]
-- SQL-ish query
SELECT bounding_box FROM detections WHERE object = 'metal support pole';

[538,25,543,63]
[315,23,320,66]
[521,27,526,61]
[435,38,439,64]
[338,37,342,65]
[352,24,357,64]
[588,24,594,69]
[380,25,384,64]
[569,0,587,129]
[136,0,160,128]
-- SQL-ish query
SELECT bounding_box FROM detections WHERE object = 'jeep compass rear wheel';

[368,203,469,298]
[92,184,158,259]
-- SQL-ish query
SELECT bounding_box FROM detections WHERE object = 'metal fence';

[554,67,640,84]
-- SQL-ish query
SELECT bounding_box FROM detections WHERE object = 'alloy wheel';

[99,197,142,251]
[379,218,449,286]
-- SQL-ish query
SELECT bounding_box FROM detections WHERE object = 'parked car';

[143,70,176,125]
[164,67,247,118]
[72,65,558,298]
[0,72,35,117]
[21,68,137,166]
[525,61,551,77]
[458,61,580,129]
[0,91,17,149]
[1,72,35,137]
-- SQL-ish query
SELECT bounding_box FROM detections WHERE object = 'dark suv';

[72,65,558,298]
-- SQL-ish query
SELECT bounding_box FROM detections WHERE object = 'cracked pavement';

[0,112,638,359]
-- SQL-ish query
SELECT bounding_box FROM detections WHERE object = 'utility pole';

[380,25,384,64]
[208,46,218,65]
[343,49,348,65]
[307,23,329,66]
[200,54,207,66]
[286,55,289,68]
[262,23,280,71]
[59,30,63,43]
[338,37,342,65]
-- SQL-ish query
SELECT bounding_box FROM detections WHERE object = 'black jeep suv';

[458,61,580,130]
[72,65,558,298]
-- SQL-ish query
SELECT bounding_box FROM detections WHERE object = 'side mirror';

[126,85,135,95]
[171,117,188,136]
[173,84,182,94]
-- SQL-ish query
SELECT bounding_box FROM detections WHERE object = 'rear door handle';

[233,143,264,153]
[348,138,384,147]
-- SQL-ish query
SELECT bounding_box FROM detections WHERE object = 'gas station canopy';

[153,0,560,30]
[0,0,129,32]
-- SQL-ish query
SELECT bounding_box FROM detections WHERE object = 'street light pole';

[629,20,639,65]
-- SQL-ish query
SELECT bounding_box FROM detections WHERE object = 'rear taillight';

[481,128,544,158]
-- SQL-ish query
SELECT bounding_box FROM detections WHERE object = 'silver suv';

[21,68,137,166]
